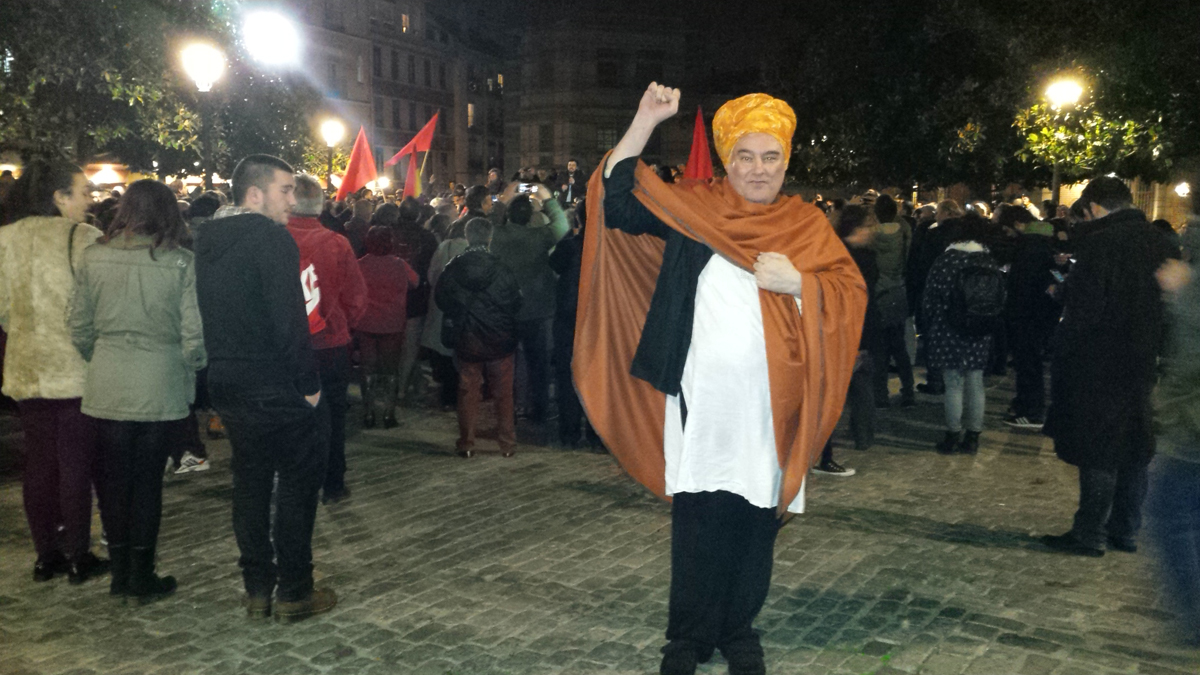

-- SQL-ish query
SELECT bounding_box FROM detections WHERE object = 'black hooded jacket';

[434,247,522,362]
[193,213,320,395]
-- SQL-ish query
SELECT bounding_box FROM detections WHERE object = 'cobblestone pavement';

[1,374,1198,675]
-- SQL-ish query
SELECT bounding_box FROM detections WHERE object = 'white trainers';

[175,452,211,474]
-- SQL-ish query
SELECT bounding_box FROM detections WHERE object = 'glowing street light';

[1177,182,1192,198]
[320,119,346,190]
[180,43,226,93]
[1046,79,1083,110]
[243,10,301,67]
[1045,77,1085,207]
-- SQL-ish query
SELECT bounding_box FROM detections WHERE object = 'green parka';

[69,235,206,421]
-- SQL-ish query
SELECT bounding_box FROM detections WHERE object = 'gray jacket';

[69,235,207,421]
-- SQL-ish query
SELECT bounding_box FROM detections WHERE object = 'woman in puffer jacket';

[0,159,106,585]
[69,179,207,603]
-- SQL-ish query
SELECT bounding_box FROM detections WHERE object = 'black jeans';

[1071,463,1149,550]
[1009,318,1054,419]
[553,316,583,444]
[316,346,350,495]
[515,318,551,421]
[667,491,779,652]
[873,322,914,400]
[209,380,325,602]
[97,420,171,549]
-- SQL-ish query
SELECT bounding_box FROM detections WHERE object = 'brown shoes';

[273,588,337,624]
[243,594,271,619]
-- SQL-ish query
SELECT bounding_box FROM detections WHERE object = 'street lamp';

[243,10,301,67]
[320,119,346,190]
[1045,78,1084,207]
[181,42,226,190]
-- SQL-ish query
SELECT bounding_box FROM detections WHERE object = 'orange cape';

[575,158,867,515]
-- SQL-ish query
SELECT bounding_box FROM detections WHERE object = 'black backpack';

[948,252,1006,337]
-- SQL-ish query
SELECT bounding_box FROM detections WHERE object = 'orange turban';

[712,94,797,167]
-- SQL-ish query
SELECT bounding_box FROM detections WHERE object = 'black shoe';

[1107,536,1137,553]
[936,431,963,455]
[362,411,376,428]
[916,382,944,395]
[900,392,917,407]
[722,637,766,675]
[659,640,699,675]
[1040,533,1104,558]
[812,459,856,476]
[322,487,351,505]
[32,551,69,582]
[958,431,981,455]
[68,551,110,585]
[129,546,176,603]
[1003,414,1044,430]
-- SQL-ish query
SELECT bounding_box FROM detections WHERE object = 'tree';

[1014,100,1170,184]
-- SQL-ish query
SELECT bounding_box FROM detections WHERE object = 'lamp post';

[181,43,226,190]
[1045,78,1083,208]
[320,119,346,191]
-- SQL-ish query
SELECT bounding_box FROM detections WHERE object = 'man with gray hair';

[287,174,367,506]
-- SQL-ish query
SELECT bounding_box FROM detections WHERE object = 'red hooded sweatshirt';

[286,216,367,350]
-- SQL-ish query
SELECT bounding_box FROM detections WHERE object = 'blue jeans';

[1147,451,1200,643]
[943,369,984,433]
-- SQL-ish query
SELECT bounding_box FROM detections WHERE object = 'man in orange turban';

[577,84,867,674]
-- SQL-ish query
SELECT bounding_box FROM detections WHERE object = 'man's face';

[567,161,577,173]
[248,169,296,225]
[724,133,786,204]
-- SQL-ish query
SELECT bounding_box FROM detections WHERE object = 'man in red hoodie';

[288,175,367,504]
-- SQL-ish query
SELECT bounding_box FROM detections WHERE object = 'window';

[391,50,399,80]
[597,128,620,153]
[438,63,446,90]
[425,106,434,129]
[497,73,504,88]
[372,47,382,78]
[357,55,364,83]
[423,59,431,87]
[401,13,410,33]
[408,101,417,130]
[596,48,623,88]
[392,99,401,129]
[539,124,553,153]
[374,97,384,128]
[486,77,493,92]
[408,54,416,84]
[467,103,475,128]
[326,61,338,96]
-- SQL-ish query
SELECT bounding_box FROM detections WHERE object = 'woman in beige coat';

[0,159,106,584]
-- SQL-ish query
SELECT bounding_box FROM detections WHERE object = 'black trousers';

[873,322,914,400]
[210,380,326,602]
[552,316,583,444]
[428,352,459,408]
[515,318,551,421]
[97,420,171,549]
[316,346,350,494]
[1009,318,1055,419]
[1071,463,1149,550]
[667,491,779,651]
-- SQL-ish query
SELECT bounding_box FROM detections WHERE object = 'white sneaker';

[175,452,211,474]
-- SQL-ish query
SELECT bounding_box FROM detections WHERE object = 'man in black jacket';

[1003,216,1061,429]
[435,218,522,457]
[1041,177,1177,557]
[194,155,336,622]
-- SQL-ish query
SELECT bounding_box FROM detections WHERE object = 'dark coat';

[1006,230,1062,327]
[434,247,522,362]
[848,245,881,353]
[1043,208,1176,470]
[922,243,997,371]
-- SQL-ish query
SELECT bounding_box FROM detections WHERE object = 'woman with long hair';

[69,179,207,603]
[0,158,107,584]
[355,226,419,428]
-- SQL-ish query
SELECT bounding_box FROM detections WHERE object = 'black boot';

[108,544,131,598]
[129,546,176,604]
[722,636,766,675]
[67,551,110,585]
[659,640,699,675]
[936,431,963,455]
[958,431,981,455]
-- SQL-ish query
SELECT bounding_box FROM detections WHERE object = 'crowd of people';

[0,82,1197,672]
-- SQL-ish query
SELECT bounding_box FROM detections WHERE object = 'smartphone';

[518,183,536,193]
[1050,270,1065,283]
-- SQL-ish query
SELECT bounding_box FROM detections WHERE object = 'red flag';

[401,150,421,198]
[683,106,714,180]
[385,112,439,166]
[336,126,377,200]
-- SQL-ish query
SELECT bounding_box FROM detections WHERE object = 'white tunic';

[663,254,806,514]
